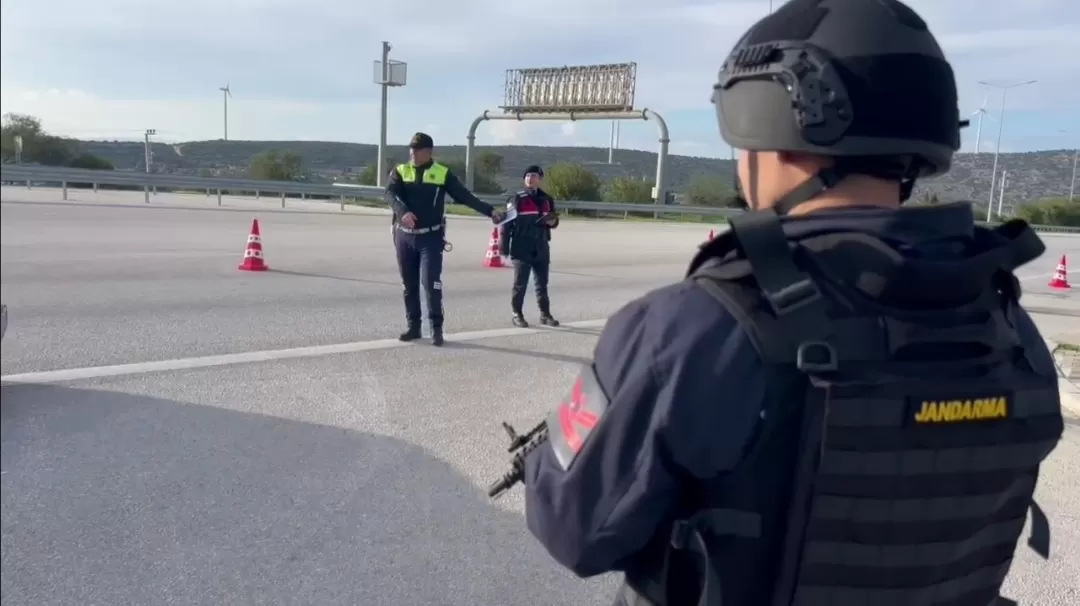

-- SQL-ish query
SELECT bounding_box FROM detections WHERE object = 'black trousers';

[394,229,444,328]
[511,258,551,316]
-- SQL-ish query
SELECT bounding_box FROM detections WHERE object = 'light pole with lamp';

[143,128,157,203]
[373,41,408,188]
[978,79,1036,221]
[1070,149,1077,202]
[1058,130,1077,202]
[144,129,156,174]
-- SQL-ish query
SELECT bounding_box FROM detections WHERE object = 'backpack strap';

[674,215,1051,606]
[992,219,1045,273]
[694,212,838,370]
[664,212,840,606]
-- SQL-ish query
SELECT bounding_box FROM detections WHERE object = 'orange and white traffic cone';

[483,227,506,268]
[1048,255,1070,289]
[238,218,268,271]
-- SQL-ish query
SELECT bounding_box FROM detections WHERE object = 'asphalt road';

[2,188,1079,605]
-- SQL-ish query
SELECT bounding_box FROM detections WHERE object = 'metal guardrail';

[0,165,743,218]
[1,165,1076,232]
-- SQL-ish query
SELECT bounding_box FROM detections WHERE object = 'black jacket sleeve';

[546,195,560,229]
[444,171,495,217]
[523,281,766,577]
[384,168,410,219]
[499,196,514,256]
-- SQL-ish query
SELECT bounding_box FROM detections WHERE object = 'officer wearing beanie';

[500,165,561,328]
[385,132,504,346]
[516,1,1063,604]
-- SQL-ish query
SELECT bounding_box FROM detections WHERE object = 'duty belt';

[396,223,443,235]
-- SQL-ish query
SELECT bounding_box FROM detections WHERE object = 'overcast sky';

[2,0,1077,157]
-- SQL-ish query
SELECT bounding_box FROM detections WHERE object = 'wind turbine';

[219,83,232,141]
[968,96,995,154]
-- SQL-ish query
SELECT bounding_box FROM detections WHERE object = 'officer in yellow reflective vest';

[384,132,504,346]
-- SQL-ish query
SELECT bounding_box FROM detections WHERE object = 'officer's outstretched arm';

[384,169,410,218]
[522,284,766,578]
[444,172,495,217]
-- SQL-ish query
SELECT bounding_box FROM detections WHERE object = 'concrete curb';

[1047,339,1080,417]
[1060,378,1080,418]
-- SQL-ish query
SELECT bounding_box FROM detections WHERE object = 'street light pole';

[374,42,408,188]
[143,128,156,203]
[979,79,1036,221]
[1070,149,1077,201]
[144,129,156,173]
[1058,130,1077,203]
[997,170,1007,218]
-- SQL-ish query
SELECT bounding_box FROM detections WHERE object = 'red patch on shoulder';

[557,377,598,455]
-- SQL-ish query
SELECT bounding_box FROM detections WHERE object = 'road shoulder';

[1060,378,1080,418]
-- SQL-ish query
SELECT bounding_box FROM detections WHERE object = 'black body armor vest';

[621,211,1064,606]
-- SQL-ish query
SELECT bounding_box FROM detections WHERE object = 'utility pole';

[978,79,1036,221]
[996,170,1007,219]
[144,129,156,173]
[144,128,156,203]
[374,42,408,187]
[608,121,620,164]
[1070,149,1077,201]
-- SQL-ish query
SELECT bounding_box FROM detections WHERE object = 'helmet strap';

[771,156,924,215]
[897,159,923,203]
[772,166,848,215]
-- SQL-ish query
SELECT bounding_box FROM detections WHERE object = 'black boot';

[540,313,560,327]
[431,327,444,347]
[512,314,529,328]
[399,325,422,342]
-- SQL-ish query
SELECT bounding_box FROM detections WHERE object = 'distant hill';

[72,138,1077,203]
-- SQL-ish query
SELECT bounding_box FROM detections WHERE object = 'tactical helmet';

[713,0,966,210]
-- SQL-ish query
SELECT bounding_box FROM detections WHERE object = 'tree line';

[5,113,1075,226]
[1,113,114,169]
[237,152,1080,227]
[338,152,745,208]
[911,190,1079,227]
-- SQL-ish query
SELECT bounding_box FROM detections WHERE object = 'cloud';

[1,0,1077,155]
[0,87,381,143]
[487,120,529,145]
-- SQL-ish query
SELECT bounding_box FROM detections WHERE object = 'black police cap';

[713,0,962,178]
[409,132,434,150]
[523,165,544,178]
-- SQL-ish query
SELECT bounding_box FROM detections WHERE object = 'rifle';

[487,419,548,499]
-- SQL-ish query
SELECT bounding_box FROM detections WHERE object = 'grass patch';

[1054,342,1079,353]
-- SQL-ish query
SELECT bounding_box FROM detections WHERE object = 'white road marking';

[0,319,609,385]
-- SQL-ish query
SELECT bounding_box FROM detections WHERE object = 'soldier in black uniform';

[499,165,561,328]
[519,1,1064,605]
[384,133,503,346]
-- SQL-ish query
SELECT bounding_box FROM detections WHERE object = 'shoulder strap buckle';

[768,276,823,316]
[796,341,838,373]
[729,212,826,320]
[727,212,835,366]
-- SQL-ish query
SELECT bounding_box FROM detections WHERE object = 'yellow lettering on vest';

[914,397,1008,423]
